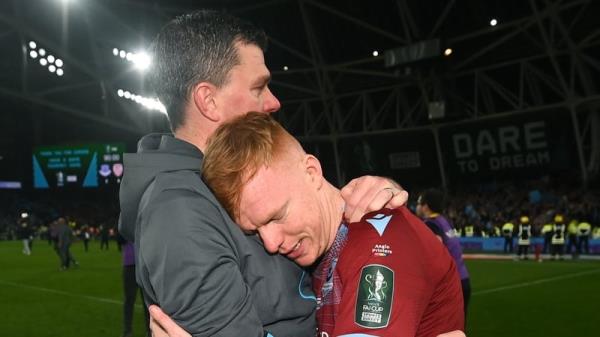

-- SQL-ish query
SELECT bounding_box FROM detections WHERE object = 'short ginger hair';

[202,112,292,221]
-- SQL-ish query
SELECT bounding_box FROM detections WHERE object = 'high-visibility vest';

[568,221,578,235]
[542,224,553,234]
[578,222,591,236]
[502,222,514,237]
[465,226,474,237]
[552,224,566,244]
[518,224,531,245]
[592,227,600,239]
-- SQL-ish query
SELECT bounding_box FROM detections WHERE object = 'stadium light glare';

[372,50,379,57]
[48,65,57,73]
[29,50,38,59]
[55,59,63,67]
[490,18,498,26]
[47,55,55,63]
[444,48,453,56]
[283,66,289,71]
[38,48,46,56]
[112,48,119,56]
[126,52,133,61]
[117,88,167,114]
[132,52,151,71]
[56,68,64,76]
[119,50,126,58]
[40,58,48,66]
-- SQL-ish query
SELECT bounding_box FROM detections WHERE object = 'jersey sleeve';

[137,189,265,337]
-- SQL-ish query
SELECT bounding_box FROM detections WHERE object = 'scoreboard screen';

[33,143,125,188]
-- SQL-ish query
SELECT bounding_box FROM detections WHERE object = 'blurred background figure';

[17,213,33,255]
[502,220,514,254]
[416,188,471,323]
[577,218,591,255]
[56,217,78,270]
[99,224,110,250]
[551,214,566,260]
[119,235,150,337]
[517,215,531,260]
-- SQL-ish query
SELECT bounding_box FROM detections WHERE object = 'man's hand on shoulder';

[340,176,408,222]
[149,305,191,337]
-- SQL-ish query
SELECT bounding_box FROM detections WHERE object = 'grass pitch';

[1,241,599,337]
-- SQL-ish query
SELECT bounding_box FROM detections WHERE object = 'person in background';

[516,215,531,260]
[56,217,78,270]
[577,217,591,254]
[119,235,150,337]
[416,188,471,323]
[99,224,110,250]
[551,214,566,260]
[501,220,514,254]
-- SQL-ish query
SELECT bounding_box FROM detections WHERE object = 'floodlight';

[29,41,36,49]
[40,58,48,66]
[133,52,151,70]
[49,65,56,72]
[444,48,453,56]
[38,48,46,56]
[372,50,379,57]
[47,55,55,63]
[56,68,64,76]
[124,91,131,99]
[29,50,38,59]
[490,19,498,26]
[119,50,126,58]
[283,66,289,71]
[112,48,119,56]
[117,89,124,97]
[55,59,63,67]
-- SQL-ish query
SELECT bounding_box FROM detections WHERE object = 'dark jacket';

[119,134,316,337]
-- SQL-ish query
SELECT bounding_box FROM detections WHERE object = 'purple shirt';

[425,215,469,280]
[122,241,135,266]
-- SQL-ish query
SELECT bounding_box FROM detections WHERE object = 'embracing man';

[119,10,407,337]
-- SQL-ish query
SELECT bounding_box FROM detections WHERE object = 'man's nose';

[263,87,281,114]
[258,225,284,254]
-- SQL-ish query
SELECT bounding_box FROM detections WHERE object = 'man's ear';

[305,154,324,189]
[192,82,219,122]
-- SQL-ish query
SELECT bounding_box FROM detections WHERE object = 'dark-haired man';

[416,189,471,321]
[119,10,408,337]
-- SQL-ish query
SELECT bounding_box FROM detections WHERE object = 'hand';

[149,305,191,337]
[436,330,466,337]
[340,176,408,223]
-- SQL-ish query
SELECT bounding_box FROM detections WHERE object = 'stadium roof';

[0,0,598,139]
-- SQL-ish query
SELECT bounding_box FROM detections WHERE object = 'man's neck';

[321,182,346,252]
[174,124,213,153]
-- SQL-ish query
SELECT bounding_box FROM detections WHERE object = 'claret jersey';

[312,207,464,337]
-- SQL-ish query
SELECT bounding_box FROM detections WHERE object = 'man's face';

[237,148,333,267]
[214,42,281,121]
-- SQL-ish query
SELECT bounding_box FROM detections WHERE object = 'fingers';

[340,176,408,223]
[148,305,191,337]
[341,176,381,222]
[436,330,466,337]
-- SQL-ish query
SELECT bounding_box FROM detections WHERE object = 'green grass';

[0,240,146,337]
[2,241,600,337]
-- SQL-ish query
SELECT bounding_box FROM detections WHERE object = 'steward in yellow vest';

[502,222,514,254]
